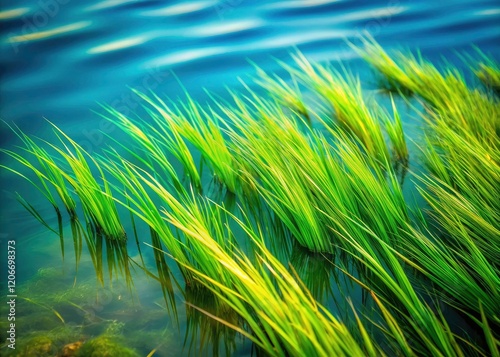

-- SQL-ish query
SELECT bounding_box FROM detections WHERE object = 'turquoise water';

[1,1,499,356]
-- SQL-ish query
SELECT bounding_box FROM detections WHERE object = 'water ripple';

[263,0,343,10]
[263,5,408,28]
[85,0,139,12]
[88,35,151,54]
[145,47,225,68]
[255,30,356,50]
[476,8,500,16]
[190,19,264,37]
[0,7,30,20]
[336,6,408,24]
[141,1,216,17]
[7,21,92,43]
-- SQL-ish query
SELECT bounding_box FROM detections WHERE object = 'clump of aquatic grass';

[102,154,195,284]
[394,180,500,352]
[476,63,500,93]
[45,124,126,240]
[409,123,500,326]
[356,38,500,147]
[401,222,500,326]
[1,124,78,259]
[99,159,385,354]
[381,39,500,350]
[352,39,416,97]
[171,98,240,193]
[157,188,238,288]
[278,53,409,167]
[104,154,237,288]
[473,55,500,94]
[170,206,380,357]
[98,105,186,193]
[1,122,126,241]
[165,198,476,356]
[253,65,311,120]
[373,69,415,97]
[289,53,394,164]
[383,96,409,166]
[423,177,500,265]
[216,95,333,252]
[123,92,241,194]
[327,215,473,356]
[218,92,409,253]
[418,92,499,249]
[421,124,499,217]
[1,124,77,219]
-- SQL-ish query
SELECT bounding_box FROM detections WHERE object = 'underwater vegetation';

[0,267,173,356]
[74,335,140,357]
[1,39,499,356]
[473,54,500,95]
[0,266,186,356]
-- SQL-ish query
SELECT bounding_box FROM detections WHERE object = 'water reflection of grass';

[2,40,499,356]
[183,286,240,356]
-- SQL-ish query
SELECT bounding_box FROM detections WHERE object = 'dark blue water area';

[0,0,499,355]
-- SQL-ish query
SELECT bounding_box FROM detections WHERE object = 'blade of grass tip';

[0,156,58,209]
[480,301,500,357]
[14,192,59,235]
[21,297,65,324]
[57,206,64,260]
[70,217,83,274]
[347,298,380,357]
[126,194,145,267]
[370,291,413,356]
[94,232,105,286]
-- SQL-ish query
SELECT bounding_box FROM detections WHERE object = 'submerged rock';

[60,341,83,357]
[20,335,55,357]
[74,336,140,357]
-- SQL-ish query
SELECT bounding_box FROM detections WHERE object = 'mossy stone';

[75,336,139,357]
[19,335,56,357]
